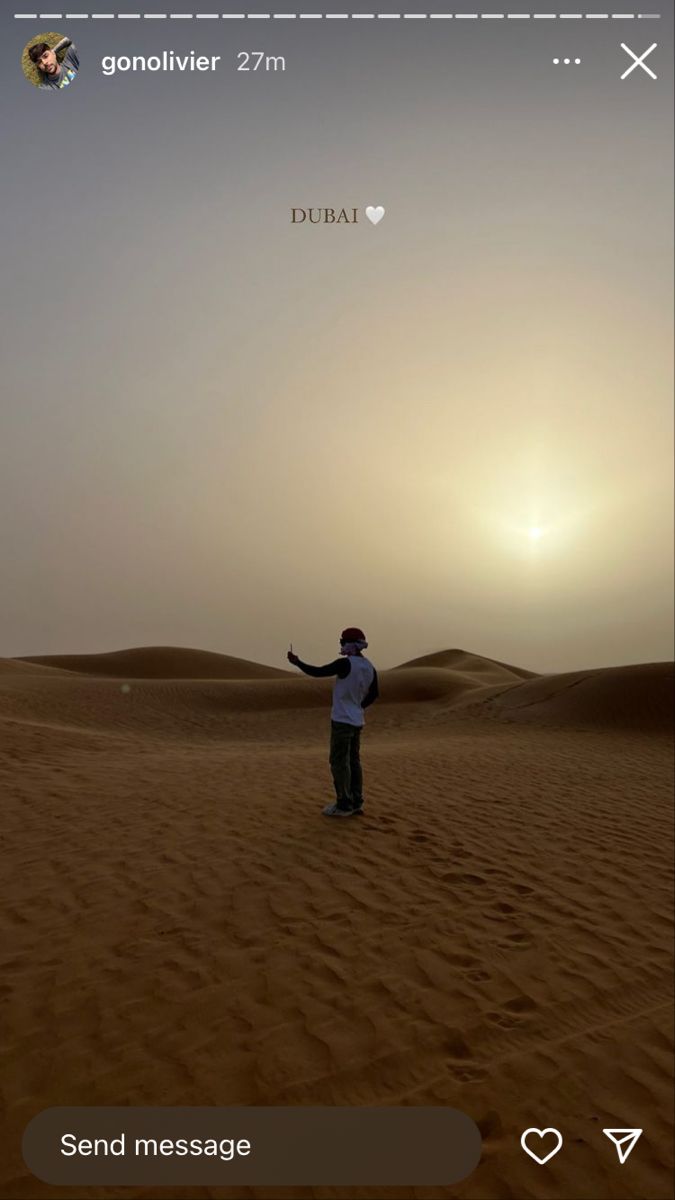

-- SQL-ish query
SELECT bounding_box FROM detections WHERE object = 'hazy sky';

[1,4,673,673]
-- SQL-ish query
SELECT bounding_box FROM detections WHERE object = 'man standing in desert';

[287,627,379,818]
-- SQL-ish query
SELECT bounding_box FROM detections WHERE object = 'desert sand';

[1,646,673,1200]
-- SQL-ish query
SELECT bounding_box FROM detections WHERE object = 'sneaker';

[322,802,354,818]
[351,801,364,815]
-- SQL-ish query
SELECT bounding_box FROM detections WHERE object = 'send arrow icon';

[603,1129,642,1164]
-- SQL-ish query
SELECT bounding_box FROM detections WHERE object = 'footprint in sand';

[485,1010,520,1029]
[466,968,491,983]
[485,995,536,1027]
[444,1029,473,1060]
[446,952,479,968]
[500,930,531,948]
[452,1065,487,1083]
[503,995,536,1014]
[376,815,398,834]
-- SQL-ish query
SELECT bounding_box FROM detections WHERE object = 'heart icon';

[365,205,385,225]
[520,1127,563,1165]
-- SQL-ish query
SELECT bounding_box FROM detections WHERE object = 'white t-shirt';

[331,656,375,727]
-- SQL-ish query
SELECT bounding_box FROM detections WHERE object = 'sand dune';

[0,669,469,744]
[1,645,528,741]
[0,657,67,677]
[18,645,292,680]
[462,661,674,734]
[1,648,671,776]
[1,646,673,1200]
[3,648,671,739]
[394,647,537,682]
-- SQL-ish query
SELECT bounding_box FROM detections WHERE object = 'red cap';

[340,627,366,641]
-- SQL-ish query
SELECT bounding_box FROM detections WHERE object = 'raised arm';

[295,657,350,679]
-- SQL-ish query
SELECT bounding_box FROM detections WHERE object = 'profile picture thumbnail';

[21,32,79,91]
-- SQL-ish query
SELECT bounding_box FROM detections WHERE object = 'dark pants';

[329,720,363,811]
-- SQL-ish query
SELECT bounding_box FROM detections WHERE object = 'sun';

[528,526,544,541]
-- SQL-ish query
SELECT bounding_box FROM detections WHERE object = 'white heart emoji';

[520,1127,563,1165]
[365,205,385,225]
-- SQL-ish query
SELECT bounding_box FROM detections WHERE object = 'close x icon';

[620,42,658,80]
